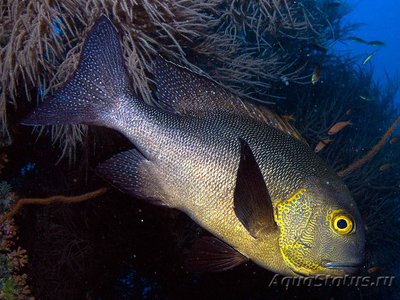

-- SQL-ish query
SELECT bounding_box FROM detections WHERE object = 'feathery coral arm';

[337,115,400,177]
[0,187,109,225]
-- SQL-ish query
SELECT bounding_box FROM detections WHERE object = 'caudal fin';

[22,16,133,126]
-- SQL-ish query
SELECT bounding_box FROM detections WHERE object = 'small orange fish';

[379,163,393,172]
[314,139,332,153]
[281,115,296,122]
[328,121,352,135]
[367,266,384,274]
[390,136,399,144]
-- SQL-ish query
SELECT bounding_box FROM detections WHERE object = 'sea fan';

[1,0,346,162]
[1,0,214,161]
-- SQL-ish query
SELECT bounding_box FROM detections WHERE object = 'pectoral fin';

[234,139,277,238]
[185,236,248,272]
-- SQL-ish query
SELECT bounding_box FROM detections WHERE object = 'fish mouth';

[323,261,363,274]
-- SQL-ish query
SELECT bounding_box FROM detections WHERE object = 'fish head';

[274,177,365,276]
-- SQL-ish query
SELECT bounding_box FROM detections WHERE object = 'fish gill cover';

[0,0,399,299]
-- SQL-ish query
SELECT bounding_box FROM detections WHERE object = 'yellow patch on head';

[274,188,308,223]
[274,188,324,274]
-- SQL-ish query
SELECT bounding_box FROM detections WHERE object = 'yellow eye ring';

[332,214,353,235]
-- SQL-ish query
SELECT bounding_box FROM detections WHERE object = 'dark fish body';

[23,17,365,276]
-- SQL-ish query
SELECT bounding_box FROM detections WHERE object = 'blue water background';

[337,0,400,105]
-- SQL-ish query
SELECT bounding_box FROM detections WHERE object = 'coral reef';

[1,0,214,160]
[194,0,349,99]
[1,0,348,161]
[0,183,34,300]
[0,0,399,299]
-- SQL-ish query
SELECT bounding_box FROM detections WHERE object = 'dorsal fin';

[153,58,307,144]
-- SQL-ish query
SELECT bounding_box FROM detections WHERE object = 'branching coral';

[1,0,215,161]
[0,187,109,225]
[337,115,400,177]
[193,0,343,100]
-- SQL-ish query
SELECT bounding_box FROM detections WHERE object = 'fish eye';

[332,214,353,235]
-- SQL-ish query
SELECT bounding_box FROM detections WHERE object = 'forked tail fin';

[22,16,133,127]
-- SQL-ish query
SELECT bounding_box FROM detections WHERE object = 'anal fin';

[96,149,170,207]
[185,236,249,272]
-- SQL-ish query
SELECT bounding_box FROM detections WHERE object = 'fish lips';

[323,261,363,275]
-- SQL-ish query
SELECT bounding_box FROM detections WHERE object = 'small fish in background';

[347,36,384,47]
[367,266,385,274]
[347,36,369,44]
[345,108,352,115]
[311,64,321,84]
[379,163,393,172]
[346,35,383,65]
[362,51,377,65]
[367,40,385,47]
[314,139,332,153]
[359,95,375,101]
[328,121,352,135]
[389,136,399,144]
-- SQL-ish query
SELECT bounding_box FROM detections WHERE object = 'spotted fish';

[22,16,365,276]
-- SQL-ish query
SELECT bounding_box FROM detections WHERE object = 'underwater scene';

[0,0,399,299]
